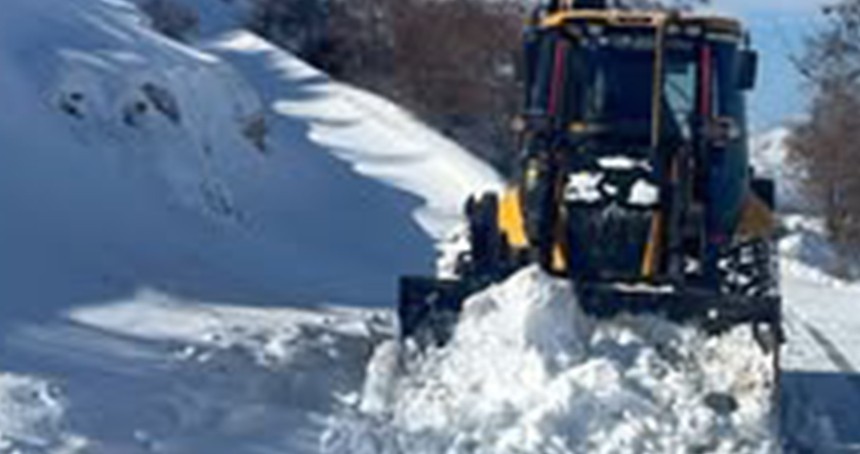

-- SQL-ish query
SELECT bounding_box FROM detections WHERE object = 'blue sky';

[708,0,830,131]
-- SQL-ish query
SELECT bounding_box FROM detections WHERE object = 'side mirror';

[737,50,758,91]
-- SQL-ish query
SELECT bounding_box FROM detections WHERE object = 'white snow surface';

[0,0,499,315]
[0,375,87,453]
[564,172,604,203]
[598,156,650,171]
[628,179,660,207]
[326,267,777,454]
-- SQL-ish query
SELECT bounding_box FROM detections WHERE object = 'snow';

[564,172,604,203]
[598,156,651,171]
[0,0,497,451]
[0,0,500,314]
[327,267,777,454]
[206,31,501,239]
[628,179,660,207]
[0,375,87,453]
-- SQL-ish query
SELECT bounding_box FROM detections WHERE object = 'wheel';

[719,236,783,353]
[718,237,783,434]
[458,193,511,280]
[719,237,779,299]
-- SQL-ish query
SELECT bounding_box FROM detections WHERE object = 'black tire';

[719,237,783,434]
[719,236,783,358]
[719,237,779,299]
[461,193,510,280]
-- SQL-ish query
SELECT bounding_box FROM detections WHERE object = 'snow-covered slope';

[0,0,499,319]
[0,0,498,451]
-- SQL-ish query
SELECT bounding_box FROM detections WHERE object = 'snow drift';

[327,267,778,454]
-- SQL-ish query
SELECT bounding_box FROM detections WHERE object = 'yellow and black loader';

[399,0,782,359]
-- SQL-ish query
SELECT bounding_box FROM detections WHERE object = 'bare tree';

[386,0,524,172]
[254,0,714,176]
[248,0,328,57]
[317,0,525,174]
[139,0,198,41]
[788,0,860,262]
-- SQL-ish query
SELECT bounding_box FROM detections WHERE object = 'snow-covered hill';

[0,0,498,451]
[0,0,500,317]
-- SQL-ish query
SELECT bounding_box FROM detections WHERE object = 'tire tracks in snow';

[782,309,860,452]
[800,320,858,376]
[784,306,857,375]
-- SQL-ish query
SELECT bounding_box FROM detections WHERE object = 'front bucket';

[575,283,783,349]
[398,276,476,346]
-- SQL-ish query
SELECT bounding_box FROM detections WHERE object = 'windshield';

[526,29,702,144]
[568,43,658,128]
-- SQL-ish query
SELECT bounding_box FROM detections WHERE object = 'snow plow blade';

[575,284,782,338]
[399,276,782,349]
[398,276,477,346]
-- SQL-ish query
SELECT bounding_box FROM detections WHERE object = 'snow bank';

[326,267,778,454]
[0,375,87,453]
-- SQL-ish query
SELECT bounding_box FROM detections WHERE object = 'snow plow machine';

[399,0,782,360]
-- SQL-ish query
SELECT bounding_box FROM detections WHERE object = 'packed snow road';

[780,265,860,453]
[2,297,388,453]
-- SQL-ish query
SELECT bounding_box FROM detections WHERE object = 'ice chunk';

[0,375,88,453]
[598,156,651,171]
[629,179,660,206]
[565,172,604,203]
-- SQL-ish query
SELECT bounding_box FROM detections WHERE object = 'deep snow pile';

[0,375,87,453]
[326,268,778,454]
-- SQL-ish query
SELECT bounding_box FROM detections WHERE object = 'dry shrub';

[139,0,198,41]
[788,0,860,262]
[248,0,328,57]
[321,0,525,175]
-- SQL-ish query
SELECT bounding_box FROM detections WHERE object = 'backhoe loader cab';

[517,8,762,282]
[523,13,756,147]
[399,1,781,356]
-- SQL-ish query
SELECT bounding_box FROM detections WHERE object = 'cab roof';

[539,8,744,37]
